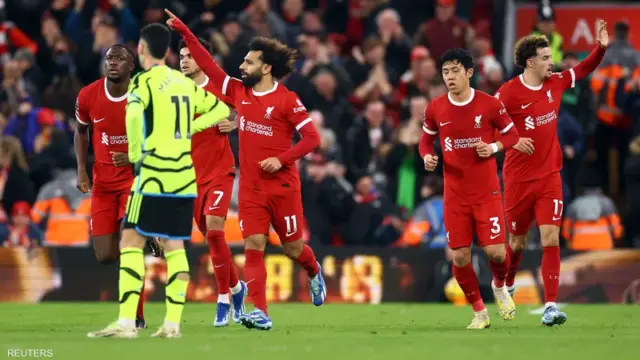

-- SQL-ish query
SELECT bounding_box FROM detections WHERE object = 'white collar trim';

[448,88,475,106]
[252,81,278,96]
[519,74,543,91]
[104,78,128,102]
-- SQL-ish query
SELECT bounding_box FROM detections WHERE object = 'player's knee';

[244,234,267,251]
[450,247,472,267]
[484,244,506,263]
[205,216,225,231]
[93,235,119,264]
[282,240,304,258]
[540,225,560,247]
[508,234,527,252]
[95,250,119,264]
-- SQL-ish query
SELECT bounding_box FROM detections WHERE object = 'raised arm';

[166,9,230,92]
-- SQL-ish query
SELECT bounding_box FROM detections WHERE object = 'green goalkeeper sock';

[165,248,190,325]
[118,247,145,323]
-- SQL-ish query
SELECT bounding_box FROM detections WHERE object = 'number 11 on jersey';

[171,95,191,139]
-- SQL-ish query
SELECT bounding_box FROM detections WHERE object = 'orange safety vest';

[591,64,632,128]
[624,66,640,92]
[31,197,91,246]
[561,213,623,251]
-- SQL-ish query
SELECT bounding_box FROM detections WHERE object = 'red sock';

[452,263,485,312]
[229,261,239,290]
[206,230,232,295]
[489,257,509,288]
[136,280,145,319]
[294,245,320,278]
[541,246,560,303]
[244,249,267,314]
[505,244,523,287]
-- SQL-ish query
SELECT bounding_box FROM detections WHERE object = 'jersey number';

[171,95,191,139]
[284,215,298,236]
[553,199,564,218]
[490,217,501,234]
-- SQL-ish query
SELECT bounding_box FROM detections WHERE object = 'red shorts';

[238,187,303,243]
[193,174,235,232]
[90,188,129,236]
[444,194,507,249]
[504,172,564,235]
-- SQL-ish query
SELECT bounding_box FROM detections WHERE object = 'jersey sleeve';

[125,73,150,163]
[418,102,438,158]
[490,98,518,149]
[191,82,231,134]
[75,88,90,126]
[276,93,320,165]
[554,69,577,90]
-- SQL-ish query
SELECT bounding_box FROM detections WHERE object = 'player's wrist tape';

[490,143,499,154]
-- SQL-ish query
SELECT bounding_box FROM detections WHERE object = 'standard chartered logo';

[525,116,535,130]
[101,132,127,146]
[239,116,246,131]
[239,117,273,137]
[444,137,452,151]
[101,132,109,145]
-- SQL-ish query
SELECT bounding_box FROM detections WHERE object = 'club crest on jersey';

[474,115,482,128]
[265,106,275,119]
[546,89,553,103]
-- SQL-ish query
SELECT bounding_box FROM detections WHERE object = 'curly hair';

[514,35,550,68]
[249,37,298,79]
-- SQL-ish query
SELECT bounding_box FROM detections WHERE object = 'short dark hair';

[514,35,550,68]
[111,43,136,61]
[178,38,212,55]
[249,37,297,79]
[140,23,171,59]
[439,48,474,70]
[614,21,629,40]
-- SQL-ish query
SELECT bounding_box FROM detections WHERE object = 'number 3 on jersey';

[171,95,191,139]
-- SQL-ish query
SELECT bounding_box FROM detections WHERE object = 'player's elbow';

[305,129,321,150]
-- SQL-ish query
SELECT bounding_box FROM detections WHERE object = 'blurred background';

[0,0,639,305]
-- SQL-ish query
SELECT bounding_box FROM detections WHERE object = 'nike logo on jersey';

[214,264,224,268]
[209,205,220,210]
[94,118,106,123]
[490,233,501,239]
[286,231,297,237]
[242,100,251,104]
[552,216,562,221]
[440,121,452,126]
[521,103,533,109]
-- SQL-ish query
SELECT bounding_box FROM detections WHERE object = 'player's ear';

[262,63,272,75]
[466,67,474,78]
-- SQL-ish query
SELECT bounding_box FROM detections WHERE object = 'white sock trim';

[230,281,242,295]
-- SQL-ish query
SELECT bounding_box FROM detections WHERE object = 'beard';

[107,74,125,83]
[241,72,262,87]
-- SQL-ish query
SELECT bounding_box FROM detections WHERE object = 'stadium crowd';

[0,0,639,249]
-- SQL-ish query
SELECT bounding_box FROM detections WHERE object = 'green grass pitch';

[1,303,638,360]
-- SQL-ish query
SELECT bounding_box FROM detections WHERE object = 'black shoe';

[136,317,147,329]
[146,237,163,258]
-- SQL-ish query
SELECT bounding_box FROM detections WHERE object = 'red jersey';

[224,79,314,190]
[173,20,320,192]
[499,45,606,184]
[75,78,133,190]
[421,89,518,205]
[191,76,236,186]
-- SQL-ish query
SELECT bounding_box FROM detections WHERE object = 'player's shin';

[206,230,232,299]
[452,261,485,312]
[541,245,560,304]
[118,247,145,328]
[488,255,509,288]
[244,249,268,314]
[288,243,320,278]
[164,248,190,327]
[506,234,526,288]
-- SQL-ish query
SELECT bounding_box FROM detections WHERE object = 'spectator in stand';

[347,36,398,109]
[306,69,355,146]
[390,48,439,122]
[471,35,502,94]
[398,175,445,247]
[531,1,563,65]
[345,100,392,184]
[280,0,305,46]
[561,52,596,135]
[413,0,474,62]
[210,13,254,79]
[0,3,38,66]
[0,201,43,248]
[64,0,138,46]
[382,95,427,212]
[375,8,411,77]
[75,15,119,85]
[0,59,33,114]
[0,137,35,215]
[558,111,584,203]
[3,101,65,157]
[239,0,288,41]
[41,35,83,118]
[561,170,624,250]
[297,31,352,90]
[14,49,47,95]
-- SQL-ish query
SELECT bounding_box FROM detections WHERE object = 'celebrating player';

[166,9,325,331]
[497,20,608,326]
[88,24,231,339]
[179,38,247,327]
[419,48,534,329]
[74,44,162,329]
